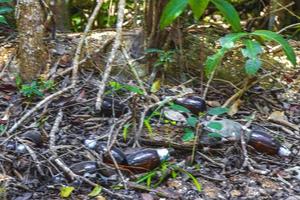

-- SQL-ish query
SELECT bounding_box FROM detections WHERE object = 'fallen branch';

[95,0,126,110]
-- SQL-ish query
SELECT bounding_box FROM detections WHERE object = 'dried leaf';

[228,99,243,116]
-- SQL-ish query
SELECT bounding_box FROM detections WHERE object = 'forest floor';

[0,28,300,200]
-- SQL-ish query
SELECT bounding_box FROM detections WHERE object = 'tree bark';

[16,0,48,82]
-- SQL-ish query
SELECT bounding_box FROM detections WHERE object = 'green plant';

[0,125,5,135]
[145,49,175,69]
[0,0,13,24]
[18,79,55,98]
[108,81,144,95]
[136,161,201,191]
[204,31,296,77]
[160,0,241,32]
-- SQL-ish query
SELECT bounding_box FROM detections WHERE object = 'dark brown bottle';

[96,142,127,165]
[175,96,206,115]
[126,149,169,173]
[248,130,291,157]
[100,97,129,117]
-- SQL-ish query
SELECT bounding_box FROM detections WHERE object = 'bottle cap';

[278,146,291,157]
[156,149,169,161]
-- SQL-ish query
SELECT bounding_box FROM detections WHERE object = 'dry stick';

[95,0,126,110]
[202,69,216,100]
[6,0,104,136]
[49,109,63,148]
[240,112,269,175]
[106,114,131,190]
[197,152,225,168]
[71,0,104,86]
[18,139,45,176]
[121,46,148,95]
[191,123,201,163]
[6,86,71,135]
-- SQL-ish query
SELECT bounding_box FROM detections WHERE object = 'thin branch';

[71,0,105,86]
[95,0,126,110]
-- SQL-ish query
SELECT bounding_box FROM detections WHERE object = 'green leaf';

[171,170,177,178]
[251,30,296,66]
[187,116,198,128]
[146,174,152,187]
[124,85,144,95]
[188,0,210,20]
[241,39,263,59]
[0,15,7,24]
[207,132,223,138]
[0,0,12,2]
[88,185,102,197]
[144,119,153,137]
[160,0,188,29]
[206,121,223,130]
[109,81,123,90]
[0,7,13,15]
[136,171,156,184]
[145,48,164,54]
[151,79,161,93]
[207,107,229,115]
[177,168,202,191]
[60,186,75,198]
[122,123,131,142]
[210,0,241,32]
[219,33,247,49]
[182,128,195,142]
[245,58,262,75]
[204,48,226,77]
[169,103,191,113]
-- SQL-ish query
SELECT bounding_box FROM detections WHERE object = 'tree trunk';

[48,0,70,32]
[16,0,48,82]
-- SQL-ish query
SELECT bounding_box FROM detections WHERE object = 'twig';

[121,46,147,95]
[202,69,216,100]
[95,0,126,110]
[49,109,63,149]
[191,123,201,163]
[197,152,225,168]
[240,113,270,175]
[6,86,71,135]
[18,138,45,176]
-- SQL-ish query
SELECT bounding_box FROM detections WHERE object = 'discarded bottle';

[126,149,169,173]
[70,161,97,176]
[248,130,291,157]
[96,142,128,165]
[85,140,170,173]
[202,119,291,157]
[100,97,129,117]
[175,96,206,115]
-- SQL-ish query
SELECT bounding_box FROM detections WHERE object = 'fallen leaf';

[268,111,299,131]
[228,99,243,116]
[206,100,221,107]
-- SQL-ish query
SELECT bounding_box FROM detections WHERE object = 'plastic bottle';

[96,142,127,165]
[126,149,169,173]
[202,119,291,157]
[175,96,206,115]
[248,130,291,157]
